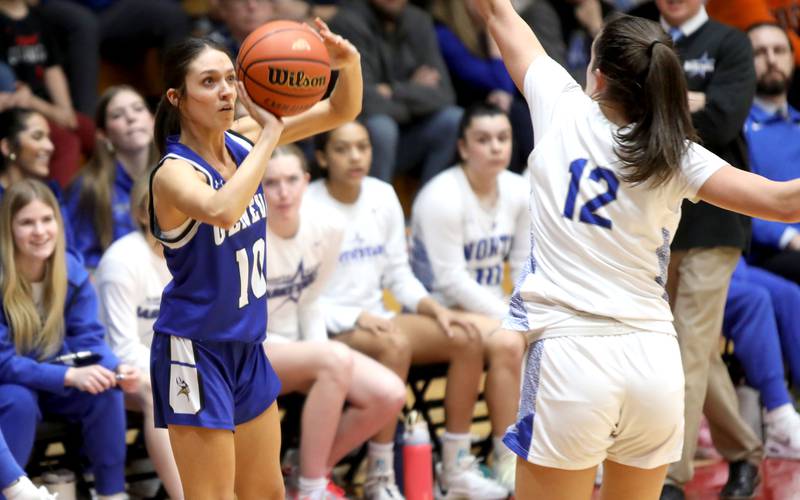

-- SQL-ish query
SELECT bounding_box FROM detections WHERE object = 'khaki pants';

[666,247,763,486]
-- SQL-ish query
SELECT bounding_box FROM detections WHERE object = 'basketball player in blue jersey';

[147,19,362,500]
[476,1,800,499]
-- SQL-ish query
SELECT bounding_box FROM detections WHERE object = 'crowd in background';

[0,0,799,499]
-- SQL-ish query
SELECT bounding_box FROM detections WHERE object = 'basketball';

[236,20,331,117]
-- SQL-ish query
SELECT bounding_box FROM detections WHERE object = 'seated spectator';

[429,0,532,171]
[723,258,800,459]
[308,121,509,500]
[263,145,405,500]
[207,0,277,57]
[0,108,75,247]
[27,0,98,115]
[329,0,462,183]
[743,22,800,283]
[65,85,157,270]
[0,179,140,500]
[409,103,527,491]
[0,429,54,499]
[0,109,55,196]
[45,0,190,68]
[706,0,800,109]
[0,0,95,187]
[94,174,182,499]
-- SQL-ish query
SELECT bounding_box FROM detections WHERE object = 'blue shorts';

[151,332,281,430]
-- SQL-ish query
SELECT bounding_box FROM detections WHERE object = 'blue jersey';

[150,132,268,343]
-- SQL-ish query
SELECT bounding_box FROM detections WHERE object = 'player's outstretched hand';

[314,17,360,70]
[236,81,284,133]
[115,364,142,394]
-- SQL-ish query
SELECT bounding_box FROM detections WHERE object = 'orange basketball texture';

[237,20,331,117]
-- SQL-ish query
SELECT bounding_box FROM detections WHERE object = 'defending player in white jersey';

[308,121,508,500]
[477,0,800,498]
[95,174,181,499]
[262,145,405,500]
[409,102,529,489]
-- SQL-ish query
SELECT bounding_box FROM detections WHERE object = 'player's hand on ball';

[236,81,284,132]
[314,17,360,70]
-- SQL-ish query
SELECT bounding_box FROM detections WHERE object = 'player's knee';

[449,326,483,356]
[488,329,526,366]
[321,342,355,389]
[376,332,412,370]
[377,371,407,414]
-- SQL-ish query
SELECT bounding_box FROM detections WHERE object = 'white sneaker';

[364,472,405,500]
[436,455,508,500]
[35,486,58,500]
[765,409,800,460]
[491,452,515,493]
[4,477,58,500]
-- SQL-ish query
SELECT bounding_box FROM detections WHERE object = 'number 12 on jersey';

[235,237,267,308]
[562,158,620,229]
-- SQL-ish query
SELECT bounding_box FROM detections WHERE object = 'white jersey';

[95,232,172,373]
[410,166,530,319]
[509,56,725,339]
[265,201,344,343]
[307,177,429,334]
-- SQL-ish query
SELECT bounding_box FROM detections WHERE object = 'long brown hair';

[593,14,697,187]
[70,86,158,251]
[0,179,67,359]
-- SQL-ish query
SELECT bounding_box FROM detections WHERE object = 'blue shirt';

[0,251,118,394]
[743,101,800,251]
[65,162,136,269]
[434,24,515,95]
[151,132,269,343]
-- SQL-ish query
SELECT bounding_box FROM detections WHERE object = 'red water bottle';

[403,411,433,500]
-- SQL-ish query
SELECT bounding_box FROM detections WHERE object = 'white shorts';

[503,331,685,470]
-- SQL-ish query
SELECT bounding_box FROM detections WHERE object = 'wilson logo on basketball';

[291,38,312,51]
[267,67,327,89]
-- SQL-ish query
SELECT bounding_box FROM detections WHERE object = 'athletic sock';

[442,432,471,473]
[298,475,328,499]
[367,441,395,477]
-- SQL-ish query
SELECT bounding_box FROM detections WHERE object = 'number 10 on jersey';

[235,237,267,308]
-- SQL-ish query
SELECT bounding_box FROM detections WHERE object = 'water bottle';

[403,411,433,500]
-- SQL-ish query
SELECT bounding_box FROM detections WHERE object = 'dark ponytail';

[154,37,232,155]
[593,15,697,187]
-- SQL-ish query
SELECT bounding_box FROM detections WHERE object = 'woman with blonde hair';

[0,179,140,500]
[66,85,159,269]
[95,172,181,498]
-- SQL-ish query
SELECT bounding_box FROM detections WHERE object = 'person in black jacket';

[635,1,764,500]
[329,0,463,183]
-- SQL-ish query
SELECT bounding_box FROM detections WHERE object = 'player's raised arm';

[474,0,547,92]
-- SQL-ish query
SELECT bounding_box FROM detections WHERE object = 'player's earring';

[8,152,16,162]
[104,140,115,154]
